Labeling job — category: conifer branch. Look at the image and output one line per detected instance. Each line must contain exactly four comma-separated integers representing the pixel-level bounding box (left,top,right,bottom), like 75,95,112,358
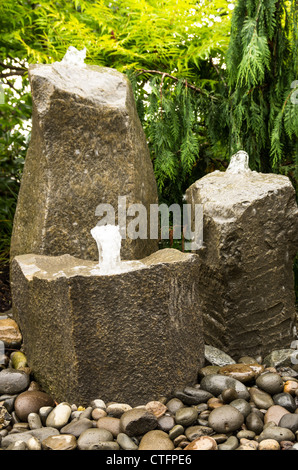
0,70,26,78
210,59,228,90
135,69,206,96
159,72,166,118
282,85,298,113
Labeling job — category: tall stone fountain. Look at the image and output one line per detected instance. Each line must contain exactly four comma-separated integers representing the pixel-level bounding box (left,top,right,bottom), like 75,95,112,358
10,46,158,262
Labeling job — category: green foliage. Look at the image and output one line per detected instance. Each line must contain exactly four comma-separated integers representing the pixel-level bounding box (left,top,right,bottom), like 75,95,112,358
213,0,298,184
130,73,207,204
0,0,233,69
0,0,234,258
208,0,298,299
0,79,31,262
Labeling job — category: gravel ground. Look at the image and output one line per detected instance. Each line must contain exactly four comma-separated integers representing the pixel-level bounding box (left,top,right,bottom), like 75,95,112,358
1,309,298,451
1,268,298,451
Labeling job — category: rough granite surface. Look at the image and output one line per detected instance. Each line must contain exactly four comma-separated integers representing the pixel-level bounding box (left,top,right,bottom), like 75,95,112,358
11,249,204,406
186,168,298,358
10,62,158,262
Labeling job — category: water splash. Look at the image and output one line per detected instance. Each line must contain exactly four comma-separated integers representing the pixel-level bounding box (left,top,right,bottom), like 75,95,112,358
90,224,143,275
61,46,87,67
91,225,122,273
226,150,251,174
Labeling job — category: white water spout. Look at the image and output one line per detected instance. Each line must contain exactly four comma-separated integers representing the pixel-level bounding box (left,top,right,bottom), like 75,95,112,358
226,150,251,174
91,224,122,273
61,46,87,67
90,224,144,275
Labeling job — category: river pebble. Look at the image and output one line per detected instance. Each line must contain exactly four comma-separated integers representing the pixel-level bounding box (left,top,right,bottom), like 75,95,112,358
218,435,239,450
218,364,257,383
77,428,113,450
14,390,55,421
45,402,72,429
168,424,184,440
258,438,280,450
278,413,298,432
208,405,244,433
237,429,256,440
119,408,157,437
175,407,198,427
184,435,217,450
238,438,259,450
97,416,121,437
221,388,239,403
229,398,252,418
27,412,42,430
0,318,22,348
249,387,274,409
200,374,250,400
116,432,138,450
27,436,42,450
245,411,264,434
106,403,132,417
157,414,175,432
0,336,298,451
165,398,184,414
60,417,93,436
42,433,77,450
273,392,297,412
174,388,213,405
185,425,213,440
284,380,298,395
90,440,120,450
138,430,174,450
145,401,167,418
0,369,30,395
264,405,290,425
91,407,107,420
258,425,296,443
256,372,284,395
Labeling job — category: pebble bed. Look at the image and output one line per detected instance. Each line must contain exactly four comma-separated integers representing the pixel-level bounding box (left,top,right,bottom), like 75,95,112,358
1,314,298,451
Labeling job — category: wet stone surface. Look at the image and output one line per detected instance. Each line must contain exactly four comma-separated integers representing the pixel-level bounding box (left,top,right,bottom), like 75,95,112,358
0,336,298,451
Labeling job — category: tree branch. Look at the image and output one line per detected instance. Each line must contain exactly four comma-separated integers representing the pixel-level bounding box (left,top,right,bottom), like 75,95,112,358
0,70,26,79
135,69,206,95
0,61,27,72
159,72,166,117
210,59,228,90
2,78,19,94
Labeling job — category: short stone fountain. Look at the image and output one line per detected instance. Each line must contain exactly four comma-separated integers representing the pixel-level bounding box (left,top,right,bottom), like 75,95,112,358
186,150,298,358
11,224,204,406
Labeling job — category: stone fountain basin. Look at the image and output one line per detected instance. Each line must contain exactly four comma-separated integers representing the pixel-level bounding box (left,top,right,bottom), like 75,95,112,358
11,249,204,406
13,248,195,279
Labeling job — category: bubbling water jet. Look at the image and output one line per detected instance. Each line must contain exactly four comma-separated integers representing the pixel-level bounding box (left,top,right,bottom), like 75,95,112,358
226,150,251,174
90,224,143,275
61,46,87,67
